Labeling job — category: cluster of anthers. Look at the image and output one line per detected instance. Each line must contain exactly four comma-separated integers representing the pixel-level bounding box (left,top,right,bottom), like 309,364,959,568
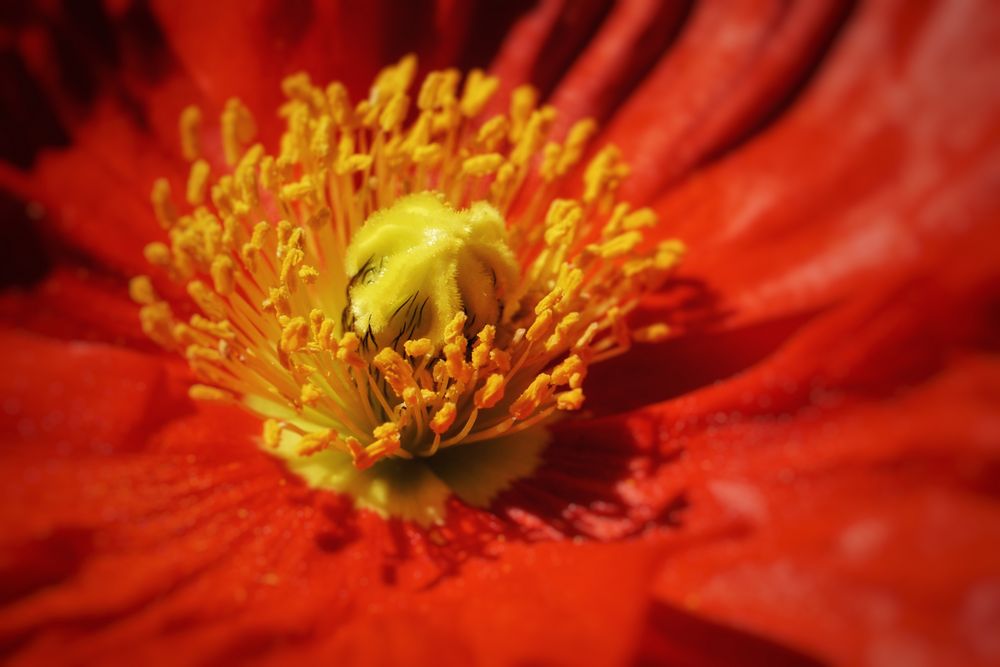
131,55,683,478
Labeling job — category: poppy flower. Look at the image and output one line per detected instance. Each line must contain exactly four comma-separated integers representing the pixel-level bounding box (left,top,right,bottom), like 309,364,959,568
1,0,999,665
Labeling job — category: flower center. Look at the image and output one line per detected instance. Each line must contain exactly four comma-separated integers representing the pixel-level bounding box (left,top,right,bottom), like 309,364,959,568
131,56,684,523
343,193,519,355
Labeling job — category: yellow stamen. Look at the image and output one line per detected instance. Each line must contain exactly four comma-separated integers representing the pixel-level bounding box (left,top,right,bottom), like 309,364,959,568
179,105,202,161
134,55,684,493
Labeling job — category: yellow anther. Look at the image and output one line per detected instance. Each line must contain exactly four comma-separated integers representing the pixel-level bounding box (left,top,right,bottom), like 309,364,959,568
459,69,499,118
490,348,512,374
373,348,417,397
401,386,422,409
250,221,269,248
139,302,175,348
236,144,264,196
471,325,495,369
336,332,366,370
308,308,325,332
511,107,555,167
476,115,508,150
128,276,157,305
335,135,367,174
583,145,629,204
143,241,172,268
171,322,197,346
373,54,417,100
282,178,315,201
314,318,337,351
509,373,552,421
263,419,284,448
411,144,441,165
556,118,597,174
654,239,686,269
379,93,409,132
557,267,585,305
326,82,352,125
535,288,563,317
259,155,277,190
540,142,562,181
602,203,631,238
221,98,256,165
354,421,402,468
210,255,236,296
151,178,177,229
430,402,457,435
509,85,537,141
209,187,232,219
623,208,658,231
544,199,583,247
179,105,202,161
308,116,333,162
300,382,323,406
187,160,211,206
298,265,319,284
280,317,310,354
340,437,366,468
633,323,671,343
444,342,473,385
588,231,642,259
281,72,319,105
432,359,448,385
462,153,504,177
262,286,291,316
545,312,581,352
555,388,584,411
220,216,237,247
526,309,555,343
551,354,586,389
474,373,505,409
402,112,432,151
299,430,338,457
417,69,450,110
188,384,234,402
355,99,379,129
280,247,305,287
444,311,467,344
404,338,433,357
490,162,516,202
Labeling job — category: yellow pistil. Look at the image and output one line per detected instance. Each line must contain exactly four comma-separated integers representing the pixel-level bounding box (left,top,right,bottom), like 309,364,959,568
134,56,684,521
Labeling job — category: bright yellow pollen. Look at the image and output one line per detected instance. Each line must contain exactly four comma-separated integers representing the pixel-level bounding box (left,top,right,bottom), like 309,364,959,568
133,55,684,505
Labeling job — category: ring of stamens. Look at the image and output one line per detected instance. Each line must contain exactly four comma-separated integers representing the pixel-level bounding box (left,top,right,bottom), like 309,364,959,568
132,55,683,494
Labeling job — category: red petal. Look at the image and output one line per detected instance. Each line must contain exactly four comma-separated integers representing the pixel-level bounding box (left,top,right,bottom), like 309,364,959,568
546,0,691,135
606,0,850,200
0,330,667,665
651,0,1000,326
648,356,1000,665
0,328,178,455
0,266,149,347
151,0,486,123
617,233,999,662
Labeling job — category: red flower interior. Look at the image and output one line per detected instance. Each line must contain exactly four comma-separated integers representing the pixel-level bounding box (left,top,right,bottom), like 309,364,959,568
1,1,998,665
